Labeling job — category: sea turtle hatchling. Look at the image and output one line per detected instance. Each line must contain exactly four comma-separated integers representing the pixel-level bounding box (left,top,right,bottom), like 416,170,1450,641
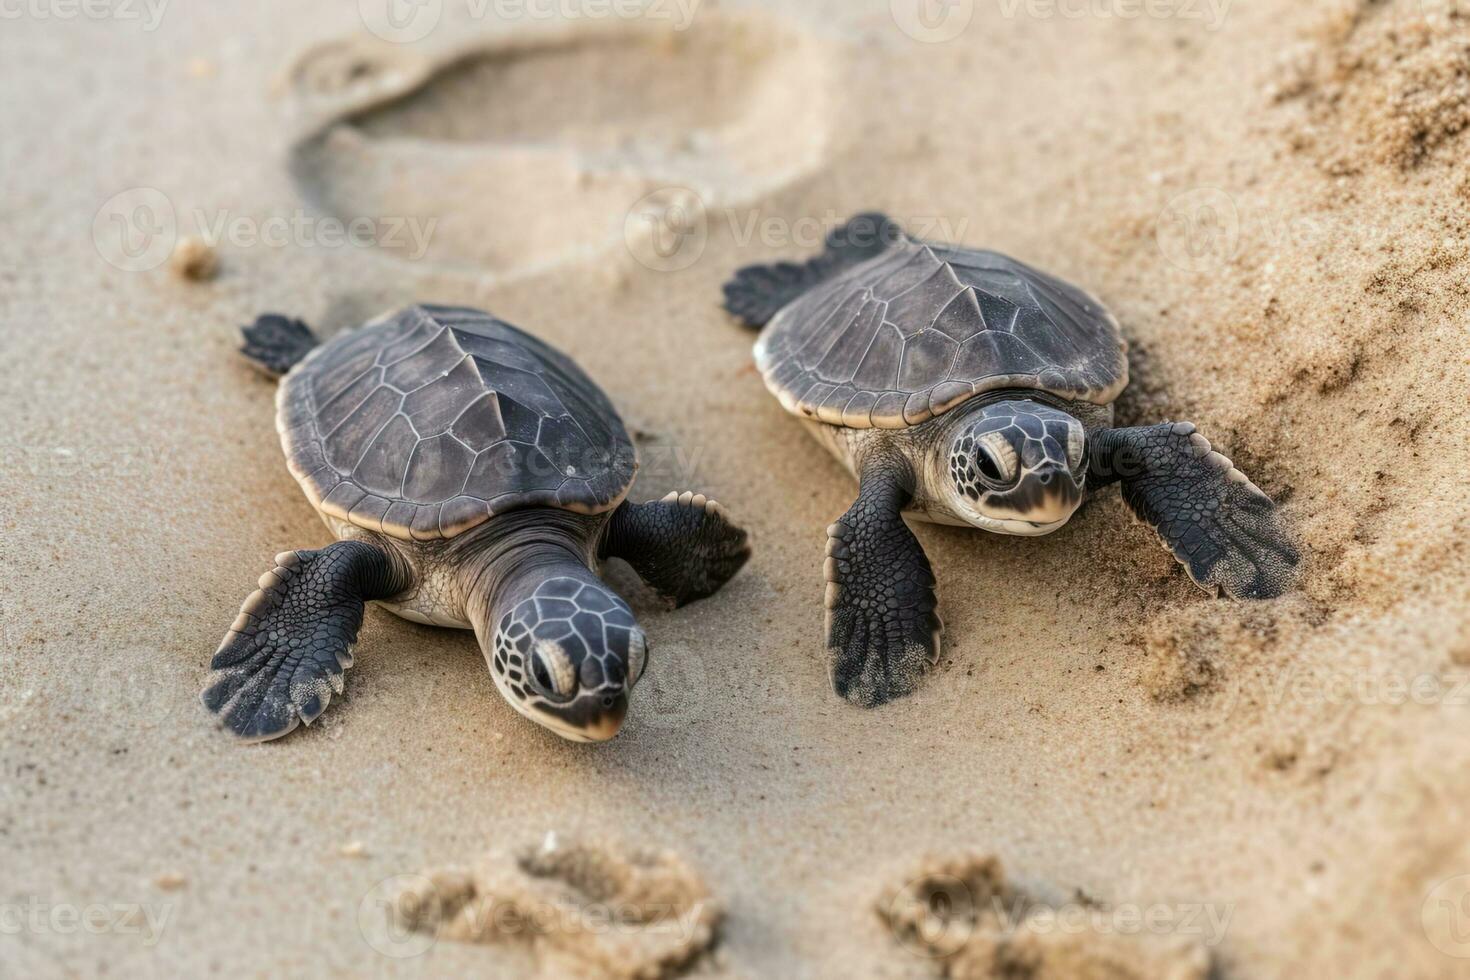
723,213,1298,707
202,304,750,743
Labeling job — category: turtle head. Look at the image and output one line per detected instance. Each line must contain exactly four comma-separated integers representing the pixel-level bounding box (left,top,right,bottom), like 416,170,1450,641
488,576,647,743
944,400,1086,536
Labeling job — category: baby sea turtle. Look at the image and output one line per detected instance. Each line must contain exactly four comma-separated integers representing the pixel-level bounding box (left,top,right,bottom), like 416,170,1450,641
723,213,1297,707
203,305,750,743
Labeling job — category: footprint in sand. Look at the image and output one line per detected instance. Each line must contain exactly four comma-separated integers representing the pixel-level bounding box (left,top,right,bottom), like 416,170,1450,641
384,835,721,979
878,853,1214,980
284,14,835,277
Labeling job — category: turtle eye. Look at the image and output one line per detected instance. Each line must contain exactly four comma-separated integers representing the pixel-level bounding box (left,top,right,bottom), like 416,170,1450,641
1067,424,1086,472
529,644,576,701
974,432,1019,485
627,631,648,686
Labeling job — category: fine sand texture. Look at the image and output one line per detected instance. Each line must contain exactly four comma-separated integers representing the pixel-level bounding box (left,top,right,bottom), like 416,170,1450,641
4,0,1470,976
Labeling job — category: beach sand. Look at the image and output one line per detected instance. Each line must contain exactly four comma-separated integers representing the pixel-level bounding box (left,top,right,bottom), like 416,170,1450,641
4,0,1470,976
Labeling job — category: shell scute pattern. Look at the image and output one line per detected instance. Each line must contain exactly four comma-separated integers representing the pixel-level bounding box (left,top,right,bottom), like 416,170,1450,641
280,306,635,540
756,238,1128,429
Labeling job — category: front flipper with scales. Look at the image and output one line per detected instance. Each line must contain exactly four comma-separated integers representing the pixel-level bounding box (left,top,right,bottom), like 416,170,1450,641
1088,423,1299,600
201,540,409,741
602,492,752,607
825,454,941,707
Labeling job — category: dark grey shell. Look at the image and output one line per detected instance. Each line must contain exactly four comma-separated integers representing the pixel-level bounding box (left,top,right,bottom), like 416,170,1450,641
277,305,636,541
754,238,1128,429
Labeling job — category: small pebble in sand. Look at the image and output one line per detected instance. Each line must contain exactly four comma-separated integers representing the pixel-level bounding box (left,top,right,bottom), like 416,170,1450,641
340,841,368,858
170,236,218,281
153,872,187,891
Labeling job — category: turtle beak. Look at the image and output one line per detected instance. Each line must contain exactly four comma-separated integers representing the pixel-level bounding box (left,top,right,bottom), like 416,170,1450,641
533,691,628,743
983,462,1084,527
579,694,628,742
1025,463,1084,525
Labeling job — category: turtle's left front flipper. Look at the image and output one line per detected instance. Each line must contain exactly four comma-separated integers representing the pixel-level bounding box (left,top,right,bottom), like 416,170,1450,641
602,493,752,607
201,541,409,742
1088,423,1299,599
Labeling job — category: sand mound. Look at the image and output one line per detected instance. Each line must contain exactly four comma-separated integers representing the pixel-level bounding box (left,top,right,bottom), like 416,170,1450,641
1271,0,1470,173
878,854,1211,980
390,835,720,979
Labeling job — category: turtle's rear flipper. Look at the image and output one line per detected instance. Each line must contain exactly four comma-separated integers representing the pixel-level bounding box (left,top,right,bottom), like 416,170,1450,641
825,455,941,708
721,212,903,328
202,541,407,742
240,314,318,377
1088,423,1299,600
602,493,752,607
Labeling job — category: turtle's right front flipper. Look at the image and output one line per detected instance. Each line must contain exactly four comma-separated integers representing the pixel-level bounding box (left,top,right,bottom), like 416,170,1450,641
825,454,941,708
202,541,408,742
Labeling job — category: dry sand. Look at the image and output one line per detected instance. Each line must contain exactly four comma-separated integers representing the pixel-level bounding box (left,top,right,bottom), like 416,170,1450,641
4,0,1470,976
